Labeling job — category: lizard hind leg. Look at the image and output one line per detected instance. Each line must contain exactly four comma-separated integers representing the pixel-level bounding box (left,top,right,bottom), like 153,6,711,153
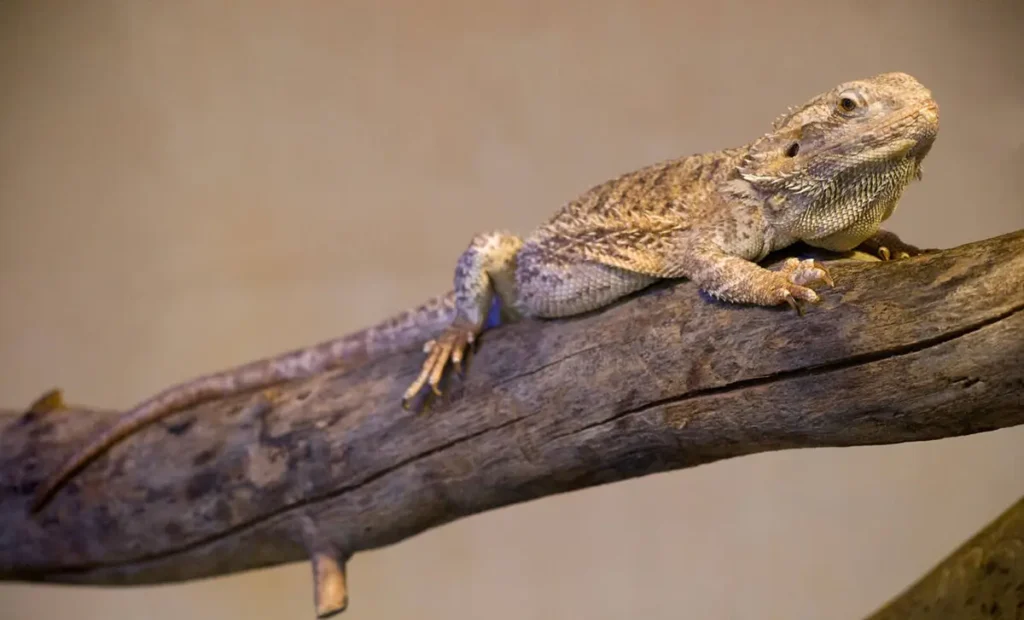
402,231,524,407
402,234,662,406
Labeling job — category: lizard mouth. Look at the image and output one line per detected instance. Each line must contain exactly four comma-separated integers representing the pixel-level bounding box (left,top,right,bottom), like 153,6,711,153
904,101,939,158
918,100,939,124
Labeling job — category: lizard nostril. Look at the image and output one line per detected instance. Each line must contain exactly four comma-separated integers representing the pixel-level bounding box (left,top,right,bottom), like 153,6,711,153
785,143,800,157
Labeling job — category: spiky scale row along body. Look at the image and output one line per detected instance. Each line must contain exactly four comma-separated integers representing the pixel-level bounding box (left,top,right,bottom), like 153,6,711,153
30,72,939,513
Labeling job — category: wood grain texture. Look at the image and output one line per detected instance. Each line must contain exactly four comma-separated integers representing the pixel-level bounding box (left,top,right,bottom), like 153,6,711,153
1,230,1022,592
865,495,1024,620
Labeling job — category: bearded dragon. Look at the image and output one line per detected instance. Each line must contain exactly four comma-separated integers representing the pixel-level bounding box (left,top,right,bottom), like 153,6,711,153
29,71,939,513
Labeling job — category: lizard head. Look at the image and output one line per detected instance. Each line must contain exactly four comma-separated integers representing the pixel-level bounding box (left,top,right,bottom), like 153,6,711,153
737,72,939,251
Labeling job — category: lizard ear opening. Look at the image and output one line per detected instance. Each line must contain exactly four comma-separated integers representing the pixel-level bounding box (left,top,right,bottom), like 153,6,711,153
785,142,800,157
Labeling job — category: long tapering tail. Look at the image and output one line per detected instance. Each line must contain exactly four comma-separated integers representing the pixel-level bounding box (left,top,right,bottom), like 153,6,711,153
30,292,457,513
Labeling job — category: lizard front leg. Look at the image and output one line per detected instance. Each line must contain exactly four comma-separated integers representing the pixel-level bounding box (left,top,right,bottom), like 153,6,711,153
403,231,524,406
682,242,834,313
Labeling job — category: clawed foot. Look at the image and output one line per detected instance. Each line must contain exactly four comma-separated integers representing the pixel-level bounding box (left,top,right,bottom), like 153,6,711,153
772,257,835,315
876,244,919,261
855,231,929,261
402,325,477,408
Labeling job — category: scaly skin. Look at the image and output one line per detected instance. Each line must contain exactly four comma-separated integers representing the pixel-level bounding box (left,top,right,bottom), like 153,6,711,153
30,71,938,514
403,71,939,402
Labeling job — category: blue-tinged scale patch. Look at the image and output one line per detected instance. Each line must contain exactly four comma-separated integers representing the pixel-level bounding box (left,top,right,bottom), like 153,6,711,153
483,296,504,329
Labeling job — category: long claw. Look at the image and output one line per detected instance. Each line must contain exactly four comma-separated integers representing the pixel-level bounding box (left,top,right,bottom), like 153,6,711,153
451,344,465,377
784,293,803,315
814,261,835,288
427,339,455,396
878,246,891,261
404,347,439,405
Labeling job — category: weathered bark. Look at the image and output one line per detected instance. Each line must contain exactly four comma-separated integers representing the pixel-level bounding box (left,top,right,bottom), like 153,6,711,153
865,495,1024,620
1,230,1022,614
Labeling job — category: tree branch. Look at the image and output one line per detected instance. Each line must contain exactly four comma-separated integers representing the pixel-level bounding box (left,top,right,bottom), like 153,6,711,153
864,494,1024,619
1,230,1022,616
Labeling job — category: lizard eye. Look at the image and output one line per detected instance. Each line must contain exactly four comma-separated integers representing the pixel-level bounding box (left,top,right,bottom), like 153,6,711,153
838,96,858,112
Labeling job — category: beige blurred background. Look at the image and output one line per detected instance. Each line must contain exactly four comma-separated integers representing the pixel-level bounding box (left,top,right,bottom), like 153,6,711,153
1,1,1022,619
